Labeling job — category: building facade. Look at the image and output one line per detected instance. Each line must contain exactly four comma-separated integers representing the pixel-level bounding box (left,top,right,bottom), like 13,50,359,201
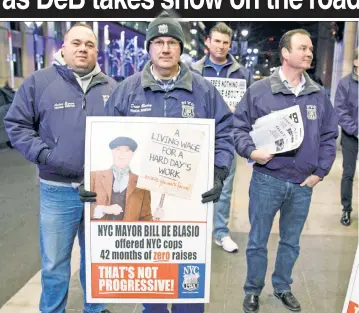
0,21,150,89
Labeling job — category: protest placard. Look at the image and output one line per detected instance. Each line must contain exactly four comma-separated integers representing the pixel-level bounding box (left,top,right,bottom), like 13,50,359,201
205,77,246,111
136,124,204,199
84,116,214,303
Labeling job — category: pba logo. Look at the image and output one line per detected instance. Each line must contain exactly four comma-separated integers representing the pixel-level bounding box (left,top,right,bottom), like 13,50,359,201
182,265,200,292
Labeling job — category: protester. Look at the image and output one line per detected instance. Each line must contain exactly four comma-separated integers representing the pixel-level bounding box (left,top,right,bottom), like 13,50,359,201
334,47,358,226
234,29,338,313
0,82,15,147
4,23,116,313
193,22,253,253
79,12,234,313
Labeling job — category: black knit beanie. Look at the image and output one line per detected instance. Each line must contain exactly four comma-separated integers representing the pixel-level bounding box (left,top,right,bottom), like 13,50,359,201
146,11,184,54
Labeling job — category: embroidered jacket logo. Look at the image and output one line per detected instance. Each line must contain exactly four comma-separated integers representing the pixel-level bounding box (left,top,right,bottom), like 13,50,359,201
181,101,195,118
306,105,317,120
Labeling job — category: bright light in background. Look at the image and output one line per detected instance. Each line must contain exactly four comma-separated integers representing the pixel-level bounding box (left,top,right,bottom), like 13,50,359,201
190,29,197,35
255,70,260,74
241,29,249,37
235,56,239,59
253,48,259,54
247,48,252,54
246,56,249,60
251,56,255,60
25,22,43,28
191,39,196,46
104,25,110,45
265,59,269,62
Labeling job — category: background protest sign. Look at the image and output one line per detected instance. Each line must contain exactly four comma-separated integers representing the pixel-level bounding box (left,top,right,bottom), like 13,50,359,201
136,124,204,199
205,77,246,111
84,116,215,303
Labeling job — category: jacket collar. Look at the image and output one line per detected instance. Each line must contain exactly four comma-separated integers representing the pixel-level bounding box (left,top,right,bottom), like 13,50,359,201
269,67,320,96
141,61,193,92
54,65,109,92
191,55,206,73
352,71,358,82
193,53,241,78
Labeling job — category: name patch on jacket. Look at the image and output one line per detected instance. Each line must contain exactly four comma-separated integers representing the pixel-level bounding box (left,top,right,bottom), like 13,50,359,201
130,103,153,113
54,102,75,110
306,105,317,120
181,101,195,118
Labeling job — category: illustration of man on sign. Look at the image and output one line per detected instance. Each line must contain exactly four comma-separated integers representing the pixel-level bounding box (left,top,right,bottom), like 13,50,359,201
90,136,152,221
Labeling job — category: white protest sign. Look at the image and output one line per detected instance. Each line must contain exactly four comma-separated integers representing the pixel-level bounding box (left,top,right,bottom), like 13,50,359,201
136,124,204,199
205,77,246,111
84,117,215,304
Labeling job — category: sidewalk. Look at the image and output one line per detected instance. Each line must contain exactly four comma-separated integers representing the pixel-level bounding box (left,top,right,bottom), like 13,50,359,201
0,153,357,313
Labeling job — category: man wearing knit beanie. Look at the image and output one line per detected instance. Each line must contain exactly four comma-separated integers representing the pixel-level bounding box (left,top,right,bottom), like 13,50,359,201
146,11,185,54
80,11,234,313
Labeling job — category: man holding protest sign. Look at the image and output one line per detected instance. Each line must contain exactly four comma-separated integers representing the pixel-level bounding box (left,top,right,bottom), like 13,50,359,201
335,47,358,227
79,11,233,313
234,29,338,312
4,24,116,313
193,22,253,253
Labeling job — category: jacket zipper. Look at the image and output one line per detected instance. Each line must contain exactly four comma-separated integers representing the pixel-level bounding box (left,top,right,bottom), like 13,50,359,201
164,92,169,117
82,97,86,109
81,81,105,112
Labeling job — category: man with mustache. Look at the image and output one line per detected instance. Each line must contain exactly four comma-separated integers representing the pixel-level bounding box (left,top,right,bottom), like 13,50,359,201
234,29,338,312
5,24,116,313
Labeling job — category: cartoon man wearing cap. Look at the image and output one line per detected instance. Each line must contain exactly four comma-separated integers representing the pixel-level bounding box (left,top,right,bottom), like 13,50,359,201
90,136,152,221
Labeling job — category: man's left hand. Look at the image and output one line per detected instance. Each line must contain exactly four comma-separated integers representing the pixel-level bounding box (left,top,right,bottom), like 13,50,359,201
300,175,321,188
201,166,228,203
78,180,97,202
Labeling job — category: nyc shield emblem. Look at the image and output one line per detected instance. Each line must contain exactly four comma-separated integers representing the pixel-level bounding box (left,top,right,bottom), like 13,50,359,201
306,105,317,120
182,266,200,292
102,95,110,106
181,101,195,118
158,24,168,34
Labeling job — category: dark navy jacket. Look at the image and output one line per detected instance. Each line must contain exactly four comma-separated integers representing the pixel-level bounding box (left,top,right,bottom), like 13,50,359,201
234,68,338,183
4,65,117,183
192,54,253,86
105,61,234,172
334,73,358,136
